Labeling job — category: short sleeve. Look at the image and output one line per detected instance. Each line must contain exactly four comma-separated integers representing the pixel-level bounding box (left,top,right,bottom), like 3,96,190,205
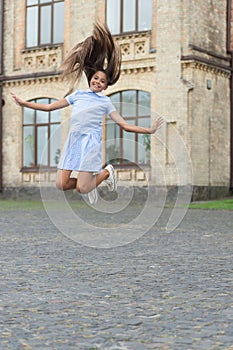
105,98,116,115
65,90,79,105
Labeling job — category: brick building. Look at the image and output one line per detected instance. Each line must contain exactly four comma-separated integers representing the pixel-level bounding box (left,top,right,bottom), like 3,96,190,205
0,0,233,199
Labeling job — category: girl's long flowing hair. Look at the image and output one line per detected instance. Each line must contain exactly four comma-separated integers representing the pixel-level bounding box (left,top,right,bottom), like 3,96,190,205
60,22,122,89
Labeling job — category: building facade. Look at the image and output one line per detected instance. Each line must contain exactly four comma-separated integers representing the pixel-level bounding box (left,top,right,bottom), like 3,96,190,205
0,0,233,199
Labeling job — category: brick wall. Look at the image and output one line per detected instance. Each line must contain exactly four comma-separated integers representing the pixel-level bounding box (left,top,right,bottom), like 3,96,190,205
188,0,228,56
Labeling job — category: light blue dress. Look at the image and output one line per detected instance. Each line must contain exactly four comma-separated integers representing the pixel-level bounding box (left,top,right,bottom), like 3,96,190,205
58,89,116,172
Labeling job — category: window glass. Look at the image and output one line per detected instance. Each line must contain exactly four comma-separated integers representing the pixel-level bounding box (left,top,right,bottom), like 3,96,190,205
36,99,49,123
138,118,150,164
138,0,152,31
50,124,61,166
110,92,120,104
37,126,48,166
122,90,136,117
26,0,64,48
36,110,49,124
107,90,151,166
26,6,38,47
23,107,35,124
51,109,61,123
109,92,120,111
106,120,120,140
106,121,120,163
23,126,35,167
27,0,38,5
107,0,120,34
123,0,136,32
53,2,65,43
40,5,52,45
123,120,135,162
107,0,152,34
138,91,150,116
22,98,61,168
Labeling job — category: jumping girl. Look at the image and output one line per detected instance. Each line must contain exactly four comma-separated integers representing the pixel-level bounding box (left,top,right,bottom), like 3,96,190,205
11,22,163,204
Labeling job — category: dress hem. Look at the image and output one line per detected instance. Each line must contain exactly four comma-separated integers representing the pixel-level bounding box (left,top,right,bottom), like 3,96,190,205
57,167,102,173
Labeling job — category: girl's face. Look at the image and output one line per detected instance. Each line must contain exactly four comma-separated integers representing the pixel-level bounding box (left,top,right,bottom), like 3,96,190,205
90,71,108,93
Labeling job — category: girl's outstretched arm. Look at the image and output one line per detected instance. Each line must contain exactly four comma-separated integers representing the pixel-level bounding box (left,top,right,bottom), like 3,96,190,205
11,92,69,111
109,110,164,134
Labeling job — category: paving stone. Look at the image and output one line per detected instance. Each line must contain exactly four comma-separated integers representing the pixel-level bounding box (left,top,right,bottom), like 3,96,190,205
0,205,233,349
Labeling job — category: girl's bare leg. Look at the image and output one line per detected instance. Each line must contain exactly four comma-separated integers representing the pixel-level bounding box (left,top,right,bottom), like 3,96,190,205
56,169,77,191
76,169,109,194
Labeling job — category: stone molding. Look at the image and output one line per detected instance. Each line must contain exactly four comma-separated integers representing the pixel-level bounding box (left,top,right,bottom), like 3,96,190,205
21,45,63,72
115,32,156,74
115,32,152,58
182,60,231,78
3,32,156,85
21,168,150,186
3,74,61,88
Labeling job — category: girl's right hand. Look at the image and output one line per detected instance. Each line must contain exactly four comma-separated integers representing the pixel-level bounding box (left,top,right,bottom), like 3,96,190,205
10,92,25,106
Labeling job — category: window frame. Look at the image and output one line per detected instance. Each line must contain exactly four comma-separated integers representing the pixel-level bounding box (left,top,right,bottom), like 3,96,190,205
22,97,61,171
26,0,64,49
105,90,151,167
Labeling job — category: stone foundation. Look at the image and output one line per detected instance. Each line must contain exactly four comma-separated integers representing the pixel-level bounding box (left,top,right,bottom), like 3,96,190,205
0,185,231,202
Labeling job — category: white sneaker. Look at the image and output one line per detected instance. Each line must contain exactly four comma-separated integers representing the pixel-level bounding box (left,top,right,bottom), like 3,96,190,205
87,187,98,204
104,164,117,191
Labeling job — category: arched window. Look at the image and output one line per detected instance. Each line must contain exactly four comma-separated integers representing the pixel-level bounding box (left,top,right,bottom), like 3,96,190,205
22,98,61,169
106,0,152,35
26,0,64,48
106,90,151,166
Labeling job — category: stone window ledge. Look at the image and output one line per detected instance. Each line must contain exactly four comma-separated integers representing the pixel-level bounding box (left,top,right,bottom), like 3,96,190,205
21,45,63,71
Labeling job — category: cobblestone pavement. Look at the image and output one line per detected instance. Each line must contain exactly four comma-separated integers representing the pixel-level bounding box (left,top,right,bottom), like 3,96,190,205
0,201,233,350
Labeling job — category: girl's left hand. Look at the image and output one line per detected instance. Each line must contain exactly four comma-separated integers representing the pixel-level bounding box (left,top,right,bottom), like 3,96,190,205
150,116,164,133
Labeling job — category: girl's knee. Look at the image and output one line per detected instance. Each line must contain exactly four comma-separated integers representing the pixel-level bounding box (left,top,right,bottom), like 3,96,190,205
76,183,85,194
76,182,90,194
56,178,69,191
56,181,65,191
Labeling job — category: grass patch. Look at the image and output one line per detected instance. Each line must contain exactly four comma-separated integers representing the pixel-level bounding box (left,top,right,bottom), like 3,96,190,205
189,198,233,210
0,199,44,210
0,199,85,211
1,198,233,211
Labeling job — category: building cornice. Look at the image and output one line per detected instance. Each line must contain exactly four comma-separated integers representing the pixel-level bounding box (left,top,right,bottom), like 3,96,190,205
0,71,61,86
181,55,231,77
